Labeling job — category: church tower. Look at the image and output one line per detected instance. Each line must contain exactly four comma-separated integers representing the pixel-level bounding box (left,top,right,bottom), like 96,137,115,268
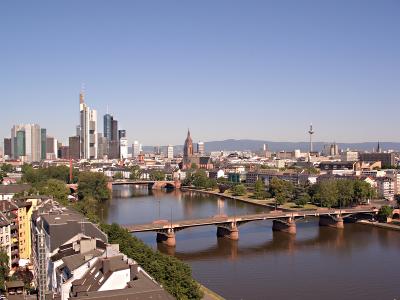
183,129,193,168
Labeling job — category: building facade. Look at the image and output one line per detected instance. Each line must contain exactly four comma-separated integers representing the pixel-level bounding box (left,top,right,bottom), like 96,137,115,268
80,91,98,160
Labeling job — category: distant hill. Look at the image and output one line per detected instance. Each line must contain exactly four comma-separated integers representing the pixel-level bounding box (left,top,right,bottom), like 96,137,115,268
139,139,400,154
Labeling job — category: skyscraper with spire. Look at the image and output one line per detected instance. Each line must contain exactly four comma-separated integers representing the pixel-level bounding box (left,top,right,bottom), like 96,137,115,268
79,90,98,160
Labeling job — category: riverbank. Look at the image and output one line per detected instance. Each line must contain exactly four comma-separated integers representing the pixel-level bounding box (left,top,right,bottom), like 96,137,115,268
181,187,279,209
357,220,400,231
200,284,225,300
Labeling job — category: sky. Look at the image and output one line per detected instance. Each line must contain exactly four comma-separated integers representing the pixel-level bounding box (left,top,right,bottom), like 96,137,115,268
0,1,399,146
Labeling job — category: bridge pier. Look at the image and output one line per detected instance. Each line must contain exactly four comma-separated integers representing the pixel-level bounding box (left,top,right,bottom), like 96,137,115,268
272,218,296,234
217,223,239,241
156,230,176,247
319,215,344,229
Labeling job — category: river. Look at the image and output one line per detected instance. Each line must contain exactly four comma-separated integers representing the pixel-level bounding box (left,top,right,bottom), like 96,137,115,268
102,185,400,300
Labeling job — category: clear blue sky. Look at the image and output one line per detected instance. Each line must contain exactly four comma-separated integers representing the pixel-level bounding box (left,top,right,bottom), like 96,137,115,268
1,1,399,146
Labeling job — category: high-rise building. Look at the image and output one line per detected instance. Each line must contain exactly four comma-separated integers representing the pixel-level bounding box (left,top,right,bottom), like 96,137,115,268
46,137,58,160
58,146,70,159
79,91,98,160
11,124,41,162
103,114,113,140
132,141,140,158
108,140,119,159
97,134,108,159
183,130,194,168
111,120,118,141
69,136,81,160
120,137,128,159
197,141,205,156
118,129,126,139
3,138,11,157
40,128,47,160
167,145,174,159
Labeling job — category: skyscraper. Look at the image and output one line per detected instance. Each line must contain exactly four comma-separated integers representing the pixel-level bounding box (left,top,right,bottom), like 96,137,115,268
132,141,140,158
11,124,41,162
167,145,174,159
197,141,205,156
103,114,113,140
3,138,11,157
111,119,118,141
79,91,98,160
69,136,81,160
41,128,47,160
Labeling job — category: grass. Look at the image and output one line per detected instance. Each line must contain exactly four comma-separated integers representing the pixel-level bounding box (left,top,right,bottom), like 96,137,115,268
280,202,318,210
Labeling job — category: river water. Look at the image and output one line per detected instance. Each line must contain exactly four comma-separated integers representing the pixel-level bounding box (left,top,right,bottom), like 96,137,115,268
104,185,400,300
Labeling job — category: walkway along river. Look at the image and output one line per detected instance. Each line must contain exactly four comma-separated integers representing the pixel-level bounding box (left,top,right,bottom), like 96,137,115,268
101,185,400,300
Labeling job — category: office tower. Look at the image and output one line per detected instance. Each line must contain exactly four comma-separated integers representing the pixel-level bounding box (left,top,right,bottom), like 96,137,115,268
108,140,119,159
154,146,161,155
40,128,47,160
120,137,128,159
111,120,118,141
132,141,140,158
167,145,174,159
197,141,205,156
79,91,98,159
97,134,108,159
69,136,81,160
3,138,11,157
103,114,113,140
11,124,41,162
58,146,69,159
118,130,126,139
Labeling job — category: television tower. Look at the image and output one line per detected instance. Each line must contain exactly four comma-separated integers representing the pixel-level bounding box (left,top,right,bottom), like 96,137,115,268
308,123,314,153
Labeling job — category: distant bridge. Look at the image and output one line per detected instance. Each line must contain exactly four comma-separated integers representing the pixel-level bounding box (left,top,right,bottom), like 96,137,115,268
108,180,181,190
122,207,378,247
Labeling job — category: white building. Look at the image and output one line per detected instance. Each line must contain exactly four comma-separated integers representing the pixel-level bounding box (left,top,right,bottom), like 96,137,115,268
79,91,98,160
341,151,359,162
132,141,140,158
376,177,395,200
119,137,128,159
197,141,205,155
167,145,174,159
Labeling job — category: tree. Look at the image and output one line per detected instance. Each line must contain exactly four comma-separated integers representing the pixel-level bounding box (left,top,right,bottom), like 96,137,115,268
0,170,6,183
114,172,123,180
269,177,293,205
77,172,111,202
354,180,375,204
377,205,393,223
129,165,142,180
0,250,9,291
41,179,70,205
294,186,310,207
231,184,247,196
0,164,14,173
253,179,266,199
312,180,339,208
336,180,354,207
395,194,400,207
149,170,165,181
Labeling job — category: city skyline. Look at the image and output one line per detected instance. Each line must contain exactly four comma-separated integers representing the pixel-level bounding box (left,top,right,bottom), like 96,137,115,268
1,1,399,145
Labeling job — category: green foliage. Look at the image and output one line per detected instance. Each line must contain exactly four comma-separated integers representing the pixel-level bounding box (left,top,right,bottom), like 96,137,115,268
183,170,217,190
77,172,111,202
294,186,310,207
231,184,247,196
312,180,339,208
100,223,203,300
113,172,124,180
378,205,393,222
40,179,70,205
336,180,354,207
190,163,198,170
269,177,294,205
216,177,228,184
0,170,6,183
22,165,78,185
353,180,375,203
0,164,14,173
253,179,267,199
149,170,166,181
129,165,142,180
0,250,9,291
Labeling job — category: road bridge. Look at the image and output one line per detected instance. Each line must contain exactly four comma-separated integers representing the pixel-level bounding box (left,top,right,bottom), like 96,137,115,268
122,207,378,247
108,180,181,190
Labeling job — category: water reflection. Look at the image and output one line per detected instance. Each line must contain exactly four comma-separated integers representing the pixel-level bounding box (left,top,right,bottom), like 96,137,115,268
105,185,400,300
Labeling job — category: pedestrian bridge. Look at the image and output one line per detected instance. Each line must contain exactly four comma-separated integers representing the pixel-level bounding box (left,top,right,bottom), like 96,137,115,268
122,207,378,247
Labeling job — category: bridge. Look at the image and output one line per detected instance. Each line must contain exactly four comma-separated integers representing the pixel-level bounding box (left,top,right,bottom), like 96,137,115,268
108,180,181,190
122,207,378,247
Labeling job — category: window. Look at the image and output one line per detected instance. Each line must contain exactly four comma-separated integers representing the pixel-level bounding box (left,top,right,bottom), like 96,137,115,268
5,227,8,233
0,237,3,243
5,236,8,242
0,227,2,234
